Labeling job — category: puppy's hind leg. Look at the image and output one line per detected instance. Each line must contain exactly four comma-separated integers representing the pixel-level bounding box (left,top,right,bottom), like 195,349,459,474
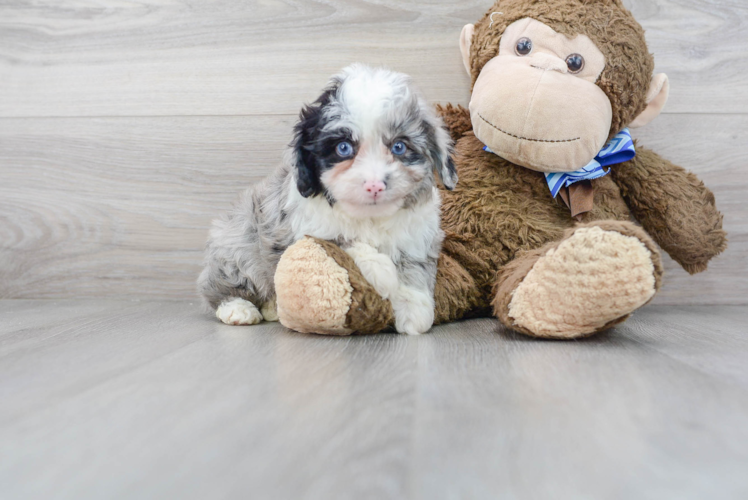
198,264,265,326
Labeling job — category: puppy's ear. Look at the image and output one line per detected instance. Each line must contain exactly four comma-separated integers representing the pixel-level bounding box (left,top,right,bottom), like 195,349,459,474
426,120,458,190
291,81,340,198
441,155,458,191
291,105,322,198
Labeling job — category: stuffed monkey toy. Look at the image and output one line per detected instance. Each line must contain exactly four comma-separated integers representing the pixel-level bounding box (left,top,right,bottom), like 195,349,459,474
273,0,727,338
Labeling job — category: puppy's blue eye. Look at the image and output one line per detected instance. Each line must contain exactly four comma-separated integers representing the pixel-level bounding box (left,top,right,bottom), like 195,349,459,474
391,141,407,156
336,141,354,158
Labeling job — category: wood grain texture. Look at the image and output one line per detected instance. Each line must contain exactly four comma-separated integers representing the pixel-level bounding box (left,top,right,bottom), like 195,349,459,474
0,0,746,303
1,113,743,303
0,0,746,117
0,115,292,298
1,301,747,499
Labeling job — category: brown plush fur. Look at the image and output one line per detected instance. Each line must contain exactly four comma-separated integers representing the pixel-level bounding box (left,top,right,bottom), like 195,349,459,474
611,148,728,274
431,104,725,329
433,253,484,325
470,0,653,140
438,129,632,299
433,115,727,328
314,238,394,334
435,103,475,143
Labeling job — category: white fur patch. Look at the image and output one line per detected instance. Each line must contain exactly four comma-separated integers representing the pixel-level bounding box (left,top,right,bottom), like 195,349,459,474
392,285,435,336
345,242,399,299
286,185,441,263
216,298,264,326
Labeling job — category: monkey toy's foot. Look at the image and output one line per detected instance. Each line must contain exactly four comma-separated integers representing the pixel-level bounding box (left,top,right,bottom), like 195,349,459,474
493,221,664,339
274,237,393,335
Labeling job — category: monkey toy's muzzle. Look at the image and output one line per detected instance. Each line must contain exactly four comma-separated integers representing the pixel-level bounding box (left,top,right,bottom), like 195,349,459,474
469,56,613,173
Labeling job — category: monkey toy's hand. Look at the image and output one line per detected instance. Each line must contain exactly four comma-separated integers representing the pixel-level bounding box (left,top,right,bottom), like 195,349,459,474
612,148,727,274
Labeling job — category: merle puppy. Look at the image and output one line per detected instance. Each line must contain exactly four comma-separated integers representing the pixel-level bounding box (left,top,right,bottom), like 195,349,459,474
198,64,457,335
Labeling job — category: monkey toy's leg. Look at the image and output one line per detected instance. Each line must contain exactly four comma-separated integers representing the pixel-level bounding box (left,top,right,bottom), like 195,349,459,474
432,253,484,325
492,221,664,339
274,237,394,335
274,237,482,335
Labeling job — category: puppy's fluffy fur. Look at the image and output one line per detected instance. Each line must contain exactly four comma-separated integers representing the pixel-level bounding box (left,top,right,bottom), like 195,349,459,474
198,64,456,335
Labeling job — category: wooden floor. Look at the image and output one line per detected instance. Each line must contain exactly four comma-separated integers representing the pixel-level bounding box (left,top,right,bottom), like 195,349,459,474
1,301,747,499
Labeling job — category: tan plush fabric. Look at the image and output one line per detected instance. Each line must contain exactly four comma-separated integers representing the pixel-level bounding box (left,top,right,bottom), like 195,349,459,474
471,56,613,172
469,0,654,141
469,18,613,172
275,237,354,336
500,223,660,338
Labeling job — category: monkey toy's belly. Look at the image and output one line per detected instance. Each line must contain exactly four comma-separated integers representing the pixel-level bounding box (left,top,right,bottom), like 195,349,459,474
439,133,632,296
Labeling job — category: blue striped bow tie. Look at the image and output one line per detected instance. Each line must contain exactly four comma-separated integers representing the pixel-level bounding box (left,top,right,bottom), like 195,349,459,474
483,128,636,198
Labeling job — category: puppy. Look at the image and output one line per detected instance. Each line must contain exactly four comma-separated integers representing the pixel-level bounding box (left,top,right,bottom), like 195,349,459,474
198,64,457,335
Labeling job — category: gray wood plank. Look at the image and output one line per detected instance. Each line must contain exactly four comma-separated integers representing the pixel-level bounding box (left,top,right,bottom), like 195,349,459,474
0,115,292,299
1,113,743,304
0,300,415,500
0,0,745,117
625,305,748,387
411,312,748,500
0,301,747,499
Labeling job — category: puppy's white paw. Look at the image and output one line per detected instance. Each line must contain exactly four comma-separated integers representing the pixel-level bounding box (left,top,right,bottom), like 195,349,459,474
392,286,435,336
345,242,399,300
260,298,279,322
216,298,263,326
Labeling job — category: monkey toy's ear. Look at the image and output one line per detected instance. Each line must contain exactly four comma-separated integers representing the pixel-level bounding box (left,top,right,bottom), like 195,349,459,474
630,74,670,128
460,24,475,76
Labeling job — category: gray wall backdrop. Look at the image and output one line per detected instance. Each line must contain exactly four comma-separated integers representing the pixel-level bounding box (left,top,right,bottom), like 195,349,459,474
0,0,745,304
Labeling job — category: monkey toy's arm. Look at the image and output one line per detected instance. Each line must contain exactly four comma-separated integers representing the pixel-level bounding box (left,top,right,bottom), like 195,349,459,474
435,103,473,142
611,147,727,274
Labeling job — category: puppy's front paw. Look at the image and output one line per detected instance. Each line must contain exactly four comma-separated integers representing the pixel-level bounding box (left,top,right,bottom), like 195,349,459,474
261,298,279,322
216,298,263,326
345,242,399,300
392,286,435,336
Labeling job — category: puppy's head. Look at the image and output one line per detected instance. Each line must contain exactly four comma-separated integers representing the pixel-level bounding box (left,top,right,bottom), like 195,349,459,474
292,64,457,218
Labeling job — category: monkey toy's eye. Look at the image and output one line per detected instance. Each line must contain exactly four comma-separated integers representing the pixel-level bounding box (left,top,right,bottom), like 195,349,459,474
565,54,585,73
515,38,533,56
391,141,407,156
336,141,354,158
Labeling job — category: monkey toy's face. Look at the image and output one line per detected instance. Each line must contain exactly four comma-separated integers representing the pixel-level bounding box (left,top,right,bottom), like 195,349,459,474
461,17,668,173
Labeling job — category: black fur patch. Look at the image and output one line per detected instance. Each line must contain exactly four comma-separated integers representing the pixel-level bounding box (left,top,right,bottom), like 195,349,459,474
291,80,361,200
291,81,340,198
